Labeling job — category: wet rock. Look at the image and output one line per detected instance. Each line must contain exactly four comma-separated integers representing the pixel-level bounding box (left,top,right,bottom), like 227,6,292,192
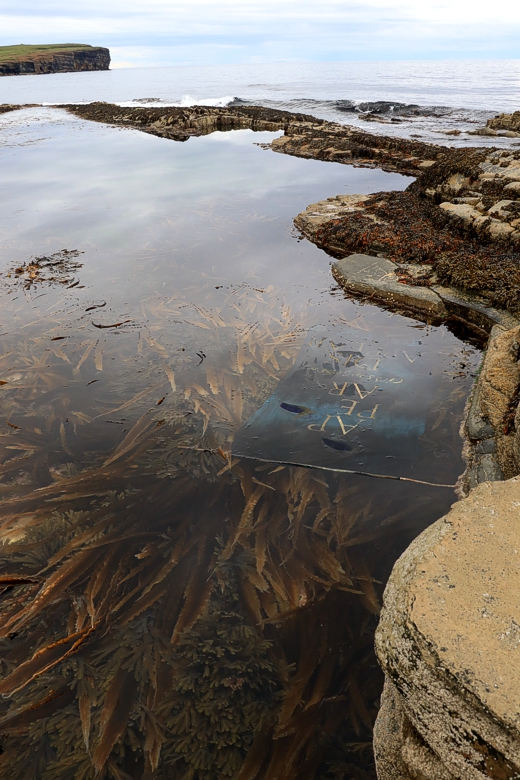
476,453,504,483
374,477,520,780
475,438,497,454
430,286,519,333
465,384,495,442
65,102,321,140
469,127,499,137
331,254,447,318
461,325,520,493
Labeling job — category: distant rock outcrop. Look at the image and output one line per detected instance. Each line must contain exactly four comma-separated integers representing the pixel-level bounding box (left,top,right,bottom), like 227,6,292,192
470,110,520,138
0,44,110,76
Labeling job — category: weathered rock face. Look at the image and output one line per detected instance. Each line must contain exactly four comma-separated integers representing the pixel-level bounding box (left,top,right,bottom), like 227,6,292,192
477,326,520,477
374,478,520,780
478,111,520,138
0,47,110,76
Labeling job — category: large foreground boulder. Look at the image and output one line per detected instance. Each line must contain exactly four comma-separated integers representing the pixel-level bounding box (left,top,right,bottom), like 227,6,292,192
374,478,520,779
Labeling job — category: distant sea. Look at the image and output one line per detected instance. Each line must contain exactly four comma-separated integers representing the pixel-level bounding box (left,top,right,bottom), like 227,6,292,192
1,59,519,146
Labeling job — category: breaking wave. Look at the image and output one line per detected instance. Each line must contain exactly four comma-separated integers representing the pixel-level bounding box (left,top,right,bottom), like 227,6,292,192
118,94,236,108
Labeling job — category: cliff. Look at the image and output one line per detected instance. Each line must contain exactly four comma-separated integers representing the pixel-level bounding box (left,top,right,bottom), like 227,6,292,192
0,44,110,76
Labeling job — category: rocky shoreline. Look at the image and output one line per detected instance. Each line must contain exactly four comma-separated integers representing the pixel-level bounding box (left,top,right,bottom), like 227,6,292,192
294,150,520,317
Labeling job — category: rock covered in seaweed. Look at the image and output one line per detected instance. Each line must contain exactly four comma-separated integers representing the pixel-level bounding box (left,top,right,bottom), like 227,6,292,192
295,147,520,316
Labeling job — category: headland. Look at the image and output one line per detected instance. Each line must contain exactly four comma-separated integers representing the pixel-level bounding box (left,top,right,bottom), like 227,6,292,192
0,44,110,76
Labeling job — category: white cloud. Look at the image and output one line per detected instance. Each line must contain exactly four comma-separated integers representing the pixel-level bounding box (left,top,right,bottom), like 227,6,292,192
1,0,519,62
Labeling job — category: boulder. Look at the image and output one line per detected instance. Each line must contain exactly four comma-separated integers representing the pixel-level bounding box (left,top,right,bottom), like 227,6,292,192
374,478,520,780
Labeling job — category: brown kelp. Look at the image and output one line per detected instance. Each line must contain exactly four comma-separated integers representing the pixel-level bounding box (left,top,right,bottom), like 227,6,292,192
0,422,434,780
0,264,476,778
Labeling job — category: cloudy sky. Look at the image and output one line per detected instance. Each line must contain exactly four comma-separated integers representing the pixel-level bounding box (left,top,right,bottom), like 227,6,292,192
2,0,519,67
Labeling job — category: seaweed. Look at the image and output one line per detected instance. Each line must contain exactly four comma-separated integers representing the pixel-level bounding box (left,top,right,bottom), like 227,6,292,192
4,250,83,290
0,259,476,778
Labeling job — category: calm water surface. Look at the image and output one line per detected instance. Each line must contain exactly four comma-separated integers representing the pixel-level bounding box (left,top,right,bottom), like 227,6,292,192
0,108,480,779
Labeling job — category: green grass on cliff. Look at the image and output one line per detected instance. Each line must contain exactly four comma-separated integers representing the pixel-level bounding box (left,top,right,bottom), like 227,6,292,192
0,44,94,62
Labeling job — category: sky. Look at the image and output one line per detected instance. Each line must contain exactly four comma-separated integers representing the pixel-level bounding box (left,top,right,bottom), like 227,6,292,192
1,0,519,67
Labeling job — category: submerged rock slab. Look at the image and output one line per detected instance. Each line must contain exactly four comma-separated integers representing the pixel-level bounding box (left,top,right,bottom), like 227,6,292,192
327,250,520,336
374,477,520,780
331,254,447,318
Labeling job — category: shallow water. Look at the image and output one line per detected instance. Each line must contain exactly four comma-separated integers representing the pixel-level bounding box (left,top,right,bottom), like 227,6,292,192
0,109,480,779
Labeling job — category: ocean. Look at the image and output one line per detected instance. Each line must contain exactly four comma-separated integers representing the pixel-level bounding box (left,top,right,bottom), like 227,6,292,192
0,58,519,146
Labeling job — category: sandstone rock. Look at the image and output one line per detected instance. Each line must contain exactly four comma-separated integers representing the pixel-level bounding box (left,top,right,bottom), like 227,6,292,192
478,325,520,478
445,172,472,194
504,181,520,195
488,219,515,239
294,194,369,236
439,201,480,223
487,111,520,133
487,200,515,217
331,254,447,317
430,286,520,333
375,478,520,780
469,127,498,137
0,45,110,76
479,326,520,430
503,163,520,182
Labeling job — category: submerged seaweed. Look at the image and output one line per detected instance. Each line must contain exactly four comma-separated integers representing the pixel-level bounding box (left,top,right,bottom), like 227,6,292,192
0,180,478,778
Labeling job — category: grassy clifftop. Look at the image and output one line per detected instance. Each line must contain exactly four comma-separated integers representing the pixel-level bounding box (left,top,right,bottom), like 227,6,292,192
0,44,110,75
0,44,95,62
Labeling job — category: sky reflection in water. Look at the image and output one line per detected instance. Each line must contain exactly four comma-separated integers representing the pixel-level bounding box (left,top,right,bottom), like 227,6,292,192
0,109,480,780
